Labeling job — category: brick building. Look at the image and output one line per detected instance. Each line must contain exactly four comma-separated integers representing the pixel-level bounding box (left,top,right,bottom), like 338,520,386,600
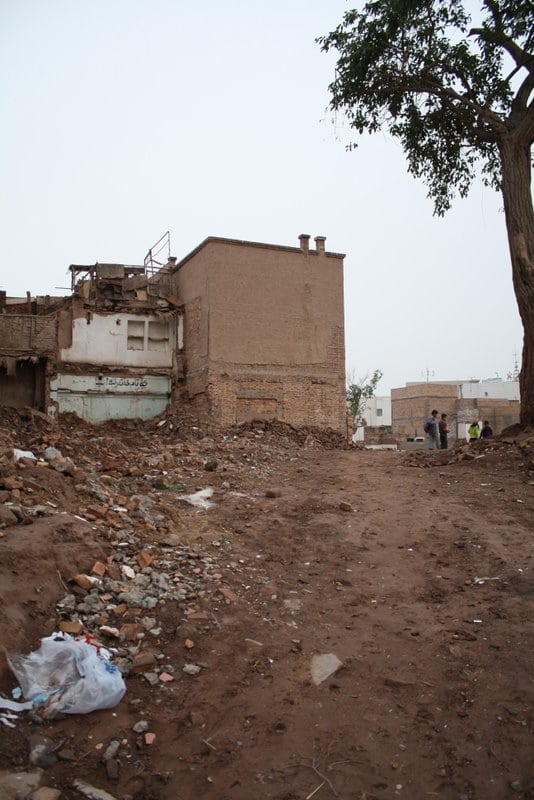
0,233,347,433
166,234,346,432
391,380,520,441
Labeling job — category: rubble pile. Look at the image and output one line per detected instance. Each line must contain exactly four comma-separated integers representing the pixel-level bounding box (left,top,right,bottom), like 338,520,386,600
54,537,229,677
400,430,534,477
0,406,349,673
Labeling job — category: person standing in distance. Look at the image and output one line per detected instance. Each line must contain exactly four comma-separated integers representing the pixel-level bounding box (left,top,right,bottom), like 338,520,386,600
439,413,449,449
468,421,480,442
480,420,493,439
425,409,440,450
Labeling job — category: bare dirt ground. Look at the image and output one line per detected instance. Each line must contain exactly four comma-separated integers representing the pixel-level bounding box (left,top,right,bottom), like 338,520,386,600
0,408,533,800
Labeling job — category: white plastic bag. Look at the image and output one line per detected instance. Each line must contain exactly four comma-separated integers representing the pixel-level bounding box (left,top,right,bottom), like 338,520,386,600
8,634,126,718
13,448,37,461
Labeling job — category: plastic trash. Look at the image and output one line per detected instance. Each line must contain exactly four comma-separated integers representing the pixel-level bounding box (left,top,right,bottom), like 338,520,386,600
180,487,215,509
7,633,126,718
0,697,34,729
13,448,37,461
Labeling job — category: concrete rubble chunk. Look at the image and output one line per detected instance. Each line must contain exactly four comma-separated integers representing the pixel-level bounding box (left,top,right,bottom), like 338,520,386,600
0,506,18,527
101,740,120,763
0,769,43,799
72,780,119,800
43,447,62,462
49,456,76,475
310,653,343,685
183,663,202,675
31,788,62,800
28,734,59,767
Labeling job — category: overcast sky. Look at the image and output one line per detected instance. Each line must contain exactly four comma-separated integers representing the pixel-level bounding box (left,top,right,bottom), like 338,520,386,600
0,0,524,393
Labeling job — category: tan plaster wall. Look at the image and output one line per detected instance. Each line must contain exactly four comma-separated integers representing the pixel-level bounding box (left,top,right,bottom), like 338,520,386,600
207,242,344,368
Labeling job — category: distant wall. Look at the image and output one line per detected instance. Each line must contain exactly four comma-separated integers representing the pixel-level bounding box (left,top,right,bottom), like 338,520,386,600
392,383,459,438
392,382,521,439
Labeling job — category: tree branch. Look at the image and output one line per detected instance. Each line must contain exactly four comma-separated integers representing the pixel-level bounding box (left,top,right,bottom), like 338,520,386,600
514,100,534,145
514,72,534,114
417,77,507,133
473,1,534,75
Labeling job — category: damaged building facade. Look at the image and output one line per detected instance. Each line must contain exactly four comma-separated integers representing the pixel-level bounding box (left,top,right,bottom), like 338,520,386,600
0,234,347,434
0,263,182,424
0,293,60,410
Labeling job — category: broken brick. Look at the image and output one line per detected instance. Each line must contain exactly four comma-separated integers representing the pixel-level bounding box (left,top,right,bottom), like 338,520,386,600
217,587,237,603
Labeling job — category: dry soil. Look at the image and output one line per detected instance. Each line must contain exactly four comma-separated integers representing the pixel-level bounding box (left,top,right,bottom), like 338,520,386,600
0,411,532,800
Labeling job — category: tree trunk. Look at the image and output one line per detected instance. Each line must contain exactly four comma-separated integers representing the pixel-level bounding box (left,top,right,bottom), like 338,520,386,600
498,135,534,427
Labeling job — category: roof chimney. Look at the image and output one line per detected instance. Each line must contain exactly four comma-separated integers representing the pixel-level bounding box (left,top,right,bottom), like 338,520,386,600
314,236,326,253
299,234,310,253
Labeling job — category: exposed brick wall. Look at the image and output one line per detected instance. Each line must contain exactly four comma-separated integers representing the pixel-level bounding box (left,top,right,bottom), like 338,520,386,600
0,314,57,355
208,372,346,431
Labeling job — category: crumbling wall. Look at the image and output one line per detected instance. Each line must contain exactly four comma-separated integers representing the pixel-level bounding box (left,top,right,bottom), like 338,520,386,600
207,371,346,431
0,314,57,355
59,310,176,369
0,314,56,411
0,358,47,409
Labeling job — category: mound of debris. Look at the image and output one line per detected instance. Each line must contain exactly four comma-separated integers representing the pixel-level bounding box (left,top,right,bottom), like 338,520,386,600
400,429,534,479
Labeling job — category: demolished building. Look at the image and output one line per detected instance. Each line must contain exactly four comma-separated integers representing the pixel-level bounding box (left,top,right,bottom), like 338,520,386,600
0,234,347,434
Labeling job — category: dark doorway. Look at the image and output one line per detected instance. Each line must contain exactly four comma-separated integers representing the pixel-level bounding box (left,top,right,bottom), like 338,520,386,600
0,358,47,410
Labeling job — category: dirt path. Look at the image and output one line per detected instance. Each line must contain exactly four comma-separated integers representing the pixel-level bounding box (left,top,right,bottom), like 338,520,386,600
1,430,533,800
167,448,532,800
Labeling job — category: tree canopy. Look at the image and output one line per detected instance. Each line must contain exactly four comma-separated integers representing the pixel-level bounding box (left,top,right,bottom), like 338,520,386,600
318,0,533,214
319,0,534,424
